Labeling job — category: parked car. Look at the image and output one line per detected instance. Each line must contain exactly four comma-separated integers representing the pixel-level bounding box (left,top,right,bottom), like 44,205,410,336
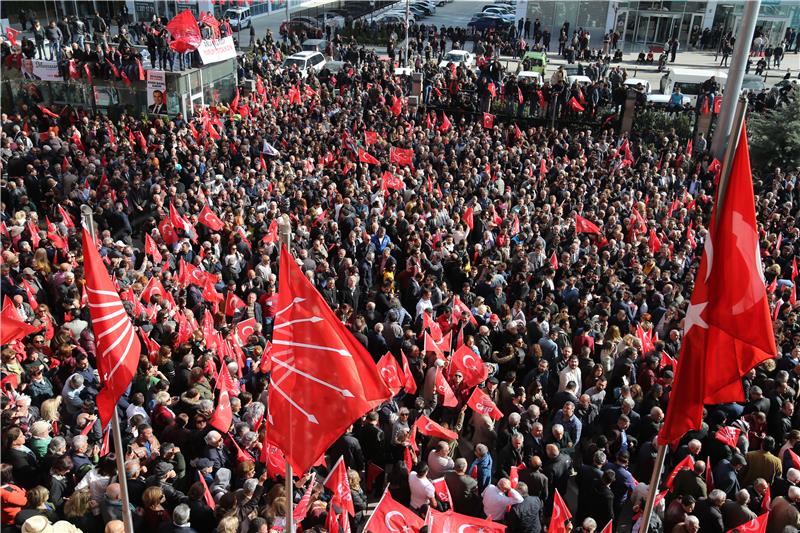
520,51,547,75
280,19,323,38
473,10,515,23
377,12,415,24
412,1,437,15
438,50,476,69
225,7,252,30
623,78,652,94
517,70,543,85
281,51,326,77
468,14,512,31
482,5,515,16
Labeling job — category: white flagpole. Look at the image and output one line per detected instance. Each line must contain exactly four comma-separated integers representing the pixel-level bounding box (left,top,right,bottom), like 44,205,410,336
80,205,134,533
278,214,294,533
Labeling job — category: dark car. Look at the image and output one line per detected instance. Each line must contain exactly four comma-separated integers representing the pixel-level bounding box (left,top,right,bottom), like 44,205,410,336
467,14,510,31
280,18,323,38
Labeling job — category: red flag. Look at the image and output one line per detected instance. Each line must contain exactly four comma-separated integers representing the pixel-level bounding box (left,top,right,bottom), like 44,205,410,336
509,465,520,488
434,367,458,407
6,27,20,47
390,96,403,117
376,352,404,396
575,214,602,234
761,486,771,513
209,365,236,432
600,521,613,533
466,387,503,421
268,249,391,472
358,149,380,165
144,233,162,264
260,438,287,479
400,352,417,395
725,512,769,533
706,455,715,491
550,489,573,533
659,124,776,445
714,97,723,115
0,304,41,345
414,415,457,441
229,88,240,113
438,114,452,132
233,317,257,345
787,449,800,470
701,98,710,115
224,291,245,317
648,228,662,254
665,455,695,491
427,509,505,533
482,112,495,129
714,426,742,448
431,477,452,505
549,251,559,270
381,171,405,193
197,204,224,231
82,63,93,84
364,131,378,145
324,456,355,516
452,295,477,327
82,228,141,428
167,10,202,53
198,471,217,510
37,104,59,119
135,58,145,81
389,146,414,167
292,472,317,523
487,82,497,97
363,489,424,533
140,276,168,305
567,97,585,112
463,207,474,231
686,138,694,157
451,345,487,387
140,329,160,363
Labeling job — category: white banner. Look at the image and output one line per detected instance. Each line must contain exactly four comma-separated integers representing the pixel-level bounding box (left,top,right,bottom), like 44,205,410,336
21,58,62,81
146,70,168,115
197,36,237,65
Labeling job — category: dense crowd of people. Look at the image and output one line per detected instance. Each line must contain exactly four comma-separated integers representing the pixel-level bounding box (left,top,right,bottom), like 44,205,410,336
1,9,800,533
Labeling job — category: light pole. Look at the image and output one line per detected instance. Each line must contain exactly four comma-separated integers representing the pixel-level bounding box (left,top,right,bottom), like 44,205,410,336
405,0,410,67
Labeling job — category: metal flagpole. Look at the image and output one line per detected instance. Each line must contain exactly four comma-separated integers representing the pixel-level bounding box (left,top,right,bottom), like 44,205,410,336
278,214,294,533
710,0,760,160
80,205,134,533
639,97,748,533
405,0,410,67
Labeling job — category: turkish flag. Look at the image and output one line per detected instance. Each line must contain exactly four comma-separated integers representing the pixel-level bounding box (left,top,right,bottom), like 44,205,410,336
268,249,391,472
224,291,245,317
261,219,279,245
325,456,355,516
467,387,503,421
660,124,776,445
209,365,236,432
726,512,768,533
358,148,380,165
550,489,573,533
139,328,161,363
20,280,39,311
145,233,162,264
198,471,217,510
376,352,404,396
169,203,194,236
364,131,378,145
400,352,417,395
715,426,742,448
761,486,771,513
431,477,452,504
434,367,458,407
514,123,523,140
198,204,224,231
389,146,414,167
82,228,141,428
6,27,20,47
714,97,723,115
425,331,451,355
414,415,457,441
452,295,477,327
158,217,178,246
422,312,443,342
363,488,424,533
575,214,602,234
483,112,495,129
665,455,695,490
58,205,75,228
464,207,474,231
567,96,585,112
233,317,257,344
451,345,487,387
140,276,169,305
427,509,505,533
381,171,405,193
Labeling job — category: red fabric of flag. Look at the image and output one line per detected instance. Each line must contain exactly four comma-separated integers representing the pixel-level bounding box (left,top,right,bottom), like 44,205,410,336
414,415,457,441
550,489,573,533
267,249,391,473
376,352,404,396
324,456,355,516
363,489,424,533
434,367,458,407
389,146,414,167
364,131,378,145
659,124,776,445
82,228,141,428
144,233,162,264
451,345,488,387
466,387,503,421
714,426,742,448
575,214,602,234
483,112,495,129
198,204,224,231
167,10,203,53
463,207,474,231
427,508,505,533
358,148,380,165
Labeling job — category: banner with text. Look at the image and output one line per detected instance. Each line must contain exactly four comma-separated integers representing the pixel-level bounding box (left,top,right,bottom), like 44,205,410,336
197,37,237,65
21,59,62,81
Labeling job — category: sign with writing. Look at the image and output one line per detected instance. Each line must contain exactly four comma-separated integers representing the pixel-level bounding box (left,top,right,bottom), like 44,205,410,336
197,36,237,65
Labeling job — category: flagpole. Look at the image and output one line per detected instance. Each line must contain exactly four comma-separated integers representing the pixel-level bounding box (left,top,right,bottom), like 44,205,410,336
640,97,748,533
713,96,748,226
278,214,294,533
80,205,134,533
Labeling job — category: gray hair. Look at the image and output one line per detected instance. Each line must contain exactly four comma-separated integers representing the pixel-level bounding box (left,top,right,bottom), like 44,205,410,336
69,373,84,388
243,478,259,493
475,443,488,456
582,518,597,530
622,398,635,409
204,430,222,445
49,436,67,454
736,489,750,505
508,412,521,425
787,468,800,484
72,435,89,449
709,489,726,504
593,451,607,466
454,458,468,472
172,504,191,526
684,516,700,528
199,399,214,411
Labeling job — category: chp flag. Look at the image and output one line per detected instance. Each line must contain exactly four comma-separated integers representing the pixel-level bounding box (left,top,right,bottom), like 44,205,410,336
267,249,391,473
81,227,142,428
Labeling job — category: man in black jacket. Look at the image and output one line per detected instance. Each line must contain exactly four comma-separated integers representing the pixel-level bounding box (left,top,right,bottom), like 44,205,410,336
576,450,606,523
694,489,726,533
445,458,481,517
506,481,543,533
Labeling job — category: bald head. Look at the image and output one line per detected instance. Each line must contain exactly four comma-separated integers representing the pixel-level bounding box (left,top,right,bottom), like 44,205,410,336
105,521,125,533
106,483,121,501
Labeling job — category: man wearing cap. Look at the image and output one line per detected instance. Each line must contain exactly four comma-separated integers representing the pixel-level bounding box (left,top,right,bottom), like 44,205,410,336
146,462,186,510
714,454,746,498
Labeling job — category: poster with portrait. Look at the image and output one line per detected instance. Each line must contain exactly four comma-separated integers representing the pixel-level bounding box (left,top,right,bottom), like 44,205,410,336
146,70,167,115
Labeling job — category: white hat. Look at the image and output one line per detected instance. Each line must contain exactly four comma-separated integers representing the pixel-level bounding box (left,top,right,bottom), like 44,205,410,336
21,516,53,533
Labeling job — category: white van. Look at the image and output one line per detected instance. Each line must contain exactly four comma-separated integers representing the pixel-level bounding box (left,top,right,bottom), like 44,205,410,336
659,68,727,104
281,51,326,78
225,7,252,30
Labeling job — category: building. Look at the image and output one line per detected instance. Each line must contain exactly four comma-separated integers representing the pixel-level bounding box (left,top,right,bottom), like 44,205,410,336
523,1,799,51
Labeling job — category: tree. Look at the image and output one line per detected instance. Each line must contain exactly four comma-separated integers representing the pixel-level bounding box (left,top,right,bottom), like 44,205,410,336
747,90,800,174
